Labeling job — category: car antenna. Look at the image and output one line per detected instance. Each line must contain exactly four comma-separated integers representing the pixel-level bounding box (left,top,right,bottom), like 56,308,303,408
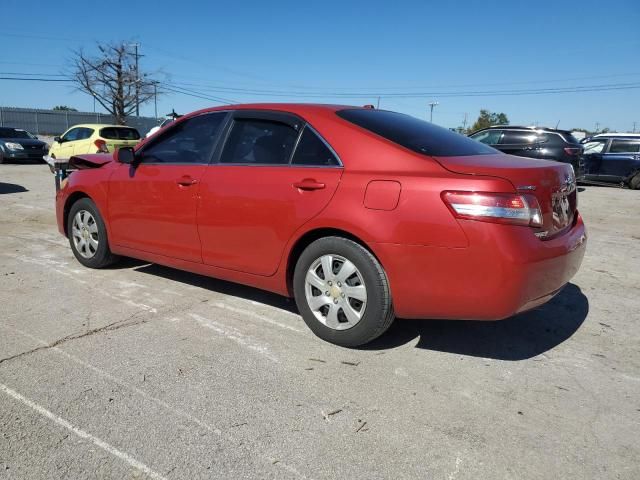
555,120,561,129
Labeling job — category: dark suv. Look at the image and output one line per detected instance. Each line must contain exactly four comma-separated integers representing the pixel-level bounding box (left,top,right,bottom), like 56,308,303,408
469,126,583,169
577,135,640,189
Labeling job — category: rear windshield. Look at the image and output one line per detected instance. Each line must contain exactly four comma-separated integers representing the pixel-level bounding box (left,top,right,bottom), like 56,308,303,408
559,132,580,144
99,127,141,140
0,127,31,139
336,109,498,156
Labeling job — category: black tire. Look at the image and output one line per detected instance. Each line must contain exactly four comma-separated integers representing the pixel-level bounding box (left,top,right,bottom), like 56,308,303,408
630,173,640,190
0,150,4,164
293,236,395,347
67,198,119,268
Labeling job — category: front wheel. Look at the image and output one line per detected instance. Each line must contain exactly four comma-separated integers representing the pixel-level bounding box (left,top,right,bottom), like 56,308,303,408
629,172,640,190
293,237,395,347
67,198,119,268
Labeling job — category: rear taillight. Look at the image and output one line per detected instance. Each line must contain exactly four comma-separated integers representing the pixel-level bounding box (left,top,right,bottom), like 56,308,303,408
94,139,109,153
441,191,543,227
563,147,582,156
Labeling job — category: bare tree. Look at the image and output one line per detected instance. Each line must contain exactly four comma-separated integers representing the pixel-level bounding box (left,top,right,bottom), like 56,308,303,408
71,42,161,124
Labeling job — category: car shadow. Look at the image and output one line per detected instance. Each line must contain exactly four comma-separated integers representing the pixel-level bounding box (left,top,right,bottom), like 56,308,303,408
0,182,28,194
362,283,589,360
132,262,298,313
128,261,588,360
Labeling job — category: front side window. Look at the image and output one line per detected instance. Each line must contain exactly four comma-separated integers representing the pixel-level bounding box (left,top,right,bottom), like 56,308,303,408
61,128,81,142
139,112,227,164
337,109,497,156
77,128,94,140
608,139,640,153
220,119,298,165
470,129,502,145
291,127,340,166
583,139,607,155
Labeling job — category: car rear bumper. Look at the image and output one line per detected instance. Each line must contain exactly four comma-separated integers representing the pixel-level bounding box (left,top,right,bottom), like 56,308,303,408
372,212,587,320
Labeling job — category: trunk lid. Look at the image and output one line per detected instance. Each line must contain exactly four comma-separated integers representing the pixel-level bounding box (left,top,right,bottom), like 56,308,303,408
434,153,577,238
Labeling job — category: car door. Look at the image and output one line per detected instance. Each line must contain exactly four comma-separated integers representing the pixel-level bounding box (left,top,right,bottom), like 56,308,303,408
498,130,541,159
197,112,343,276
53,127,82,159
580,138,609,179
107,111,229,262
71,127,96,155
600,139,640,179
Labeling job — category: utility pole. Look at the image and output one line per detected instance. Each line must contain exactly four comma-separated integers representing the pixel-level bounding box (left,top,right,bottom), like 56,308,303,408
633,121,637,133
595,122,600,133
127,43,141,116
376,96,381,109
153,82,158,119
428,101,439,123
462,112,468,131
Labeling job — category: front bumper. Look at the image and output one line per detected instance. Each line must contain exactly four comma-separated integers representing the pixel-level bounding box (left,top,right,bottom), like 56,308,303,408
3,150,48,161
373,213,587,320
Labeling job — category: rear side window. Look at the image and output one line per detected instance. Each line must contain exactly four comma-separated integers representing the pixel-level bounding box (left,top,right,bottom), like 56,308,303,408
608,139,640,153
220,119,298,164
337,109,497,156
470,129,502,145
291,127,340,166
500,130,539,144
539,133,568,146
100,127,141,140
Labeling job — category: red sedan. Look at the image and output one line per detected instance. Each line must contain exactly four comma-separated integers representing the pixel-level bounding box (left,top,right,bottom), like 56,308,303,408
55,104,586,346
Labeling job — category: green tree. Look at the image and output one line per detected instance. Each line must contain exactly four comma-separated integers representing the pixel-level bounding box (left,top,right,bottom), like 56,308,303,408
469,109,509,133
52,105,78,111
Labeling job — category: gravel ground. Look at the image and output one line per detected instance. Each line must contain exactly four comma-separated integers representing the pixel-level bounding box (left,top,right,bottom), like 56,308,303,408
0,163,639,480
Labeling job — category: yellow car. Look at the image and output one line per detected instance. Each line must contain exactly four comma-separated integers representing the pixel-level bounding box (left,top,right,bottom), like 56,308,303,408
49,124,141,159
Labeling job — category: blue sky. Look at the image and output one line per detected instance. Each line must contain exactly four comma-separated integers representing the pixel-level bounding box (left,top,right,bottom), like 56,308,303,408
1,0,639,131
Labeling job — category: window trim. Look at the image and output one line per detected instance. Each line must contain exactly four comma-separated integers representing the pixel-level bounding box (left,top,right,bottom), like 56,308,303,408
135,111,231,166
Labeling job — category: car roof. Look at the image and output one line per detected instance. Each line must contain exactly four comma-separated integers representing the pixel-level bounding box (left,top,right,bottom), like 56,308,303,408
182,103,360,120
483,125,574,135
66,124,139,129
593,133,640,138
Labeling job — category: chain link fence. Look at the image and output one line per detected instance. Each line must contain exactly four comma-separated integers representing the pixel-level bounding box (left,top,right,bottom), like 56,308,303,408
0,107,159,136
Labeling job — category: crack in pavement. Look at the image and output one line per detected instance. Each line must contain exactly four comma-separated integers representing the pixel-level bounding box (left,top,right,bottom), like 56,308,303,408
0,309,150,367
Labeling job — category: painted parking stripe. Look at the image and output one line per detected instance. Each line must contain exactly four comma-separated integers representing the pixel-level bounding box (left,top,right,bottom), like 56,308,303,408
0,383,168,480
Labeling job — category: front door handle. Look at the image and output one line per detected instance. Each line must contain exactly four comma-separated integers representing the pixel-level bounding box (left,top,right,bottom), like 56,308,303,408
293,179,326,191
176,175,198,186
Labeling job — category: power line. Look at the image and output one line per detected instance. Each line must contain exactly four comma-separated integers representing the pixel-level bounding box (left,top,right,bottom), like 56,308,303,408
0,76,72,82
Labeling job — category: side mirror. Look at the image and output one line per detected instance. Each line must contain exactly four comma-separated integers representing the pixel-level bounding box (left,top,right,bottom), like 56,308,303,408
117,147,136,164
53,136,62,143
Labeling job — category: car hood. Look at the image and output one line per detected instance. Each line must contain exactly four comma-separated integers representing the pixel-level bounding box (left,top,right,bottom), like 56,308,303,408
68,153,114,169
1,138,47,148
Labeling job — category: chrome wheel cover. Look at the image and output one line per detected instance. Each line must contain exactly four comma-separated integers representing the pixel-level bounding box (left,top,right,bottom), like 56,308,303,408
71,210,99,259
305,254,367,330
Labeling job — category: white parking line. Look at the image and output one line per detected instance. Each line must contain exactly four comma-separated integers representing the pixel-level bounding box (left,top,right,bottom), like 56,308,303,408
213,302,305,334
0,383,168,480
188,313,279,363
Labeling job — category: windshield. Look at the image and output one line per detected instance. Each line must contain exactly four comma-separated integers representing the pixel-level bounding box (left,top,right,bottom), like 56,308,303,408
0,128,31,139
337,109,498,156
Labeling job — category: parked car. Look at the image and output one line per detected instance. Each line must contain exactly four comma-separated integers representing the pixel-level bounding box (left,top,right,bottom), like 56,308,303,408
146,118,175,138
48,124,141,160
578,135,640,189
0,127,49,163
54,104,586,346
469,126,583,170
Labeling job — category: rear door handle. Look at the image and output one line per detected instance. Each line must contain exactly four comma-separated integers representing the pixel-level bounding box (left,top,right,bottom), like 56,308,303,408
293,179,326,191
176,175,198,186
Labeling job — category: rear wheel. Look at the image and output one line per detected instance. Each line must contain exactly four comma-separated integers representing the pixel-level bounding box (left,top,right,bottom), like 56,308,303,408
629,173,640,190
293,237,395,347
67,198,119,268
